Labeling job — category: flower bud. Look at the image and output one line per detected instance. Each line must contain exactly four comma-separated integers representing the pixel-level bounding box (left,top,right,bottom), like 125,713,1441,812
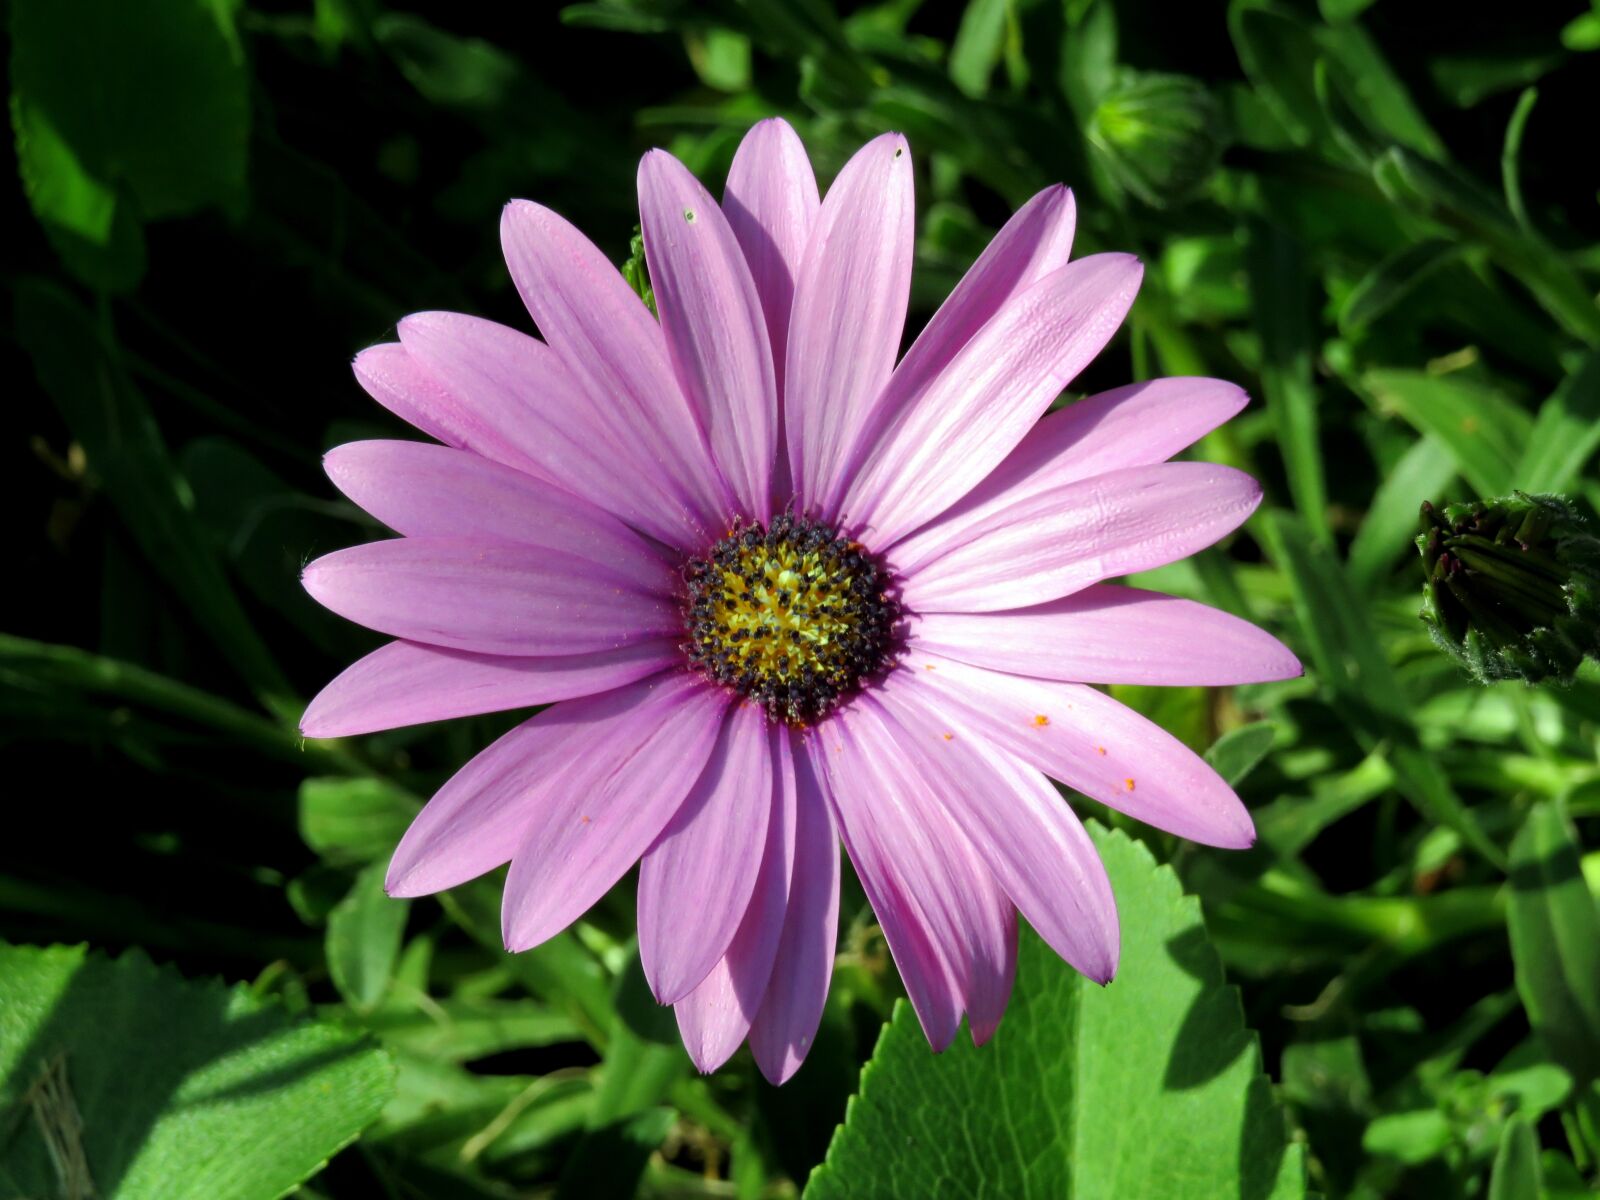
1417,493,1600,684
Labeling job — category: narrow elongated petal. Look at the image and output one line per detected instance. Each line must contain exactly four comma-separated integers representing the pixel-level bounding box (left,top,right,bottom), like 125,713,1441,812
874,673,1119,985
890,377,1249,566
723,117,819,405
352,342,543,477
639,151,778,521
396,311,705,550
638,702,773,1004
786,133,914,516
903,648,1256,848
500,200,734,536
911,585,1302,685
385,672,710,896
749,733,839,1084
324,440,675,578
841,186,1077,478
501,677,728,950
898,462,1262,613
300,640,677,739
841,254,1144,546
815,705,1014,1051
675,727,797,1073
302,537,680,656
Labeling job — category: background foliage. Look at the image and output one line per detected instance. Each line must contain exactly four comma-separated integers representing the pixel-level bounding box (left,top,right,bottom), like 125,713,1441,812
5,0,1600,1196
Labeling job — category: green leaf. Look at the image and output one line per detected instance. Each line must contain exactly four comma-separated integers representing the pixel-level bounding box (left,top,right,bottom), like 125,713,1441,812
1204,722,1278,787
9,0,249,288
1228,1,1324,147
327,862,410,1014
1246,218,1329,541
1347,433,1457,594
949,0,1008,97
1362,1108,1453,1165
299,777,421,868
1487,1118,1541,1200
1361,369,1531,499
0,943,392,1199
1339,239,1462,334
805,826,1305,1199
555,1107,676,1200
1507,802,1600,1086
13,282,292,709
684,27,751,92
1518,350,1600,494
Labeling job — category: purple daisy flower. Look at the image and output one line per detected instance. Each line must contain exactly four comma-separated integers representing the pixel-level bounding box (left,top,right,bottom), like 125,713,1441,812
301,119,1301,1083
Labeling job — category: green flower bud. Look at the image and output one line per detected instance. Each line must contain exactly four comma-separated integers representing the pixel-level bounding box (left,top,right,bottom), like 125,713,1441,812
1416,493,1600,685
1086,71,1227,208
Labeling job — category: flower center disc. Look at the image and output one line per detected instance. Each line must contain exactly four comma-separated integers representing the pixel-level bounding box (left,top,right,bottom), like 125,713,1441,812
682,514,899,725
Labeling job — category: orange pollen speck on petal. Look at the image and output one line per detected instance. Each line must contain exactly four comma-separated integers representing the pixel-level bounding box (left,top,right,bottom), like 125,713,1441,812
1033,714,1050,728
942,732,954,741
1124,778,1136,791
580,815,592,824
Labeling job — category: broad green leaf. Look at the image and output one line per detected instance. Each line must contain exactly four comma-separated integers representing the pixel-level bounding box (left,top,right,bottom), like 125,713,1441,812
299,777,420,868
1245,219,1329,541
1362,1108,1452,1164
1518,350,1600,493
0,943,391,1200
684,27,752,92
1361,369,1531,498
805,826,1306,1199
10,0,248,288
1487,1118,1541,1200
353,999,581,1062
1204,721,1277,787
1507,802,1600,1086
1314,22,1445,159
327,862,410,1014
1347,433,1456,594
14,283,291,710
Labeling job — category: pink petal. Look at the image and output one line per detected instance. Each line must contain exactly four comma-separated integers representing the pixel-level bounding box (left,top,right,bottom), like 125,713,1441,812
324,440,674,576
840,185,1077,483
897,462,1263,613
385,671,709,896
786,133,914,517
911,584,1302,686
301,537,680,656
499,200,735,537
840,253,1144,546
500,677,729,950
813,705,1013,1052
638,702,773,1004
723,117,819,412
395,311,706,551
874,671,1119,984
748,731,840,1084
675,725,798,1073
889,376,1250,565
639,150,778,522
300,639,677,739
903,648,1256,848
352,343,544,477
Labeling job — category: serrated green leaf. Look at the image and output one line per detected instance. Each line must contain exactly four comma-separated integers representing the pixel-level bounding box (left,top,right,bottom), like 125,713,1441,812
1507,802,1600,1086
805,826,1305,1199
0,943,392,1200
